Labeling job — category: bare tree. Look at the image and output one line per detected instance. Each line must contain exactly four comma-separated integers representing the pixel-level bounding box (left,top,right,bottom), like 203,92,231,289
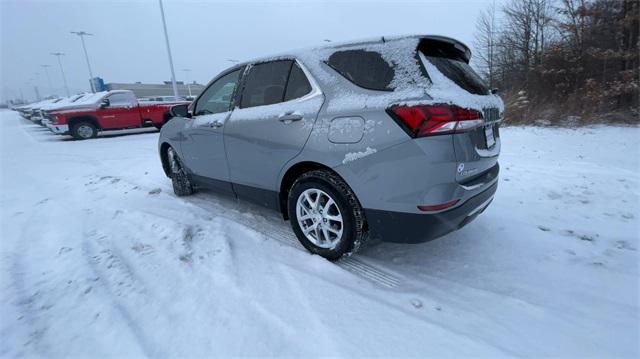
474,1,498,87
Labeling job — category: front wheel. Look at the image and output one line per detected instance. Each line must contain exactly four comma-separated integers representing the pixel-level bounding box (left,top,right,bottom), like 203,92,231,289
71,122,97,140
288,170,367,260
167,147,193,196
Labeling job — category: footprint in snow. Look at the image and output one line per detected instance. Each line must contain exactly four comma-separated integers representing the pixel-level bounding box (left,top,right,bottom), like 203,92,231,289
410,299,423,309
148,188,161,195
547,191,562,200
537,225,551,232
58,247,73,256
615,240,636,251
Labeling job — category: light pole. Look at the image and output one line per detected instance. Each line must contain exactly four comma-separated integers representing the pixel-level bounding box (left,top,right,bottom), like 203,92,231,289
182,68,192,97
51,52,70,97
71,31,96,92
27,78,41,101
40,65,53,95
158,0,179,98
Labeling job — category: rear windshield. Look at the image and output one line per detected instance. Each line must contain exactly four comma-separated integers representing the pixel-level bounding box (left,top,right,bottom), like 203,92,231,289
419,40,489,95
326,49,394,91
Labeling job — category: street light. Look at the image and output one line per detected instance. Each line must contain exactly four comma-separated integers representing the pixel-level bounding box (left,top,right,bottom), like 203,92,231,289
158,0,179,98
182,68,192,97
70,31,96,93
50,52,70,97
40,65,53,95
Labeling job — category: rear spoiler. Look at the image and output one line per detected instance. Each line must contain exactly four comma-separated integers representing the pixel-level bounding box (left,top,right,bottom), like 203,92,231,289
419,35,472,63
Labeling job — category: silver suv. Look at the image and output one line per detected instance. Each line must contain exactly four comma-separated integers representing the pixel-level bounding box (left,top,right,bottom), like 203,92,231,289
159,35,503,260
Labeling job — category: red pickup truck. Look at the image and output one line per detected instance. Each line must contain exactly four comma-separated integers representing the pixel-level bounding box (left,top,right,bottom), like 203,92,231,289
45,90,189,139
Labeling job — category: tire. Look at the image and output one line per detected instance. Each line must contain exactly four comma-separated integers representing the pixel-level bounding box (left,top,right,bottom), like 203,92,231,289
167,147,193,196
71,122,97,140
287,170,367,260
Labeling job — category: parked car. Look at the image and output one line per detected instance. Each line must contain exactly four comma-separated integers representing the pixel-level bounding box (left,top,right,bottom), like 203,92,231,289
139,96,188,103
16,98,61,121
38,93,91,127
158,35,503,260
45,90,189,139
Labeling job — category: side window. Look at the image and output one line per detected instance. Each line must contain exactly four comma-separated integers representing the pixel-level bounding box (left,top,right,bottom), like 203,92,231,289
284,62,312,101
107,93,135,107
195,69,241,115
327,50,394,91
240,60,292,109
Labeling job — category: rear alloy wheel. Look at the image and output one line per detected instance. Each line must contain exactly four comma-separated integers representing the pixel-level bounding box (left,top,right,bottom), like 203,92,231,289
71,122,97,140
296,189,344,249
167,147,193,196
288,170,367,260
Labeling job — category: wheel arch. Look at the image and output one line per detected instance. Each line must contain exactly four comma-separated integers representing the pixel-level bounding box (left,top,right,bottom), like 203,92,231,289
278,161,353,220
67,115,101,130
159,142,172,177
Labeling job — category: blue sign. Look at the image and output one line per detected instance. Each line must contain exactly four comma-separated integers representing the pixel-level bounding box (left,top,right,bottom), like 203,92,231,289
90,77,105,92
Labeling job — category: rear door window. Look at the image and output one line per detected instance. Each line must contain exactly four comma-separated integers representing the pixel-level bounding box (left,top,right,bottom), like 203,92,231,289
327,50,394,91
419,40,489,95
240,60,293,109
284,62,312,101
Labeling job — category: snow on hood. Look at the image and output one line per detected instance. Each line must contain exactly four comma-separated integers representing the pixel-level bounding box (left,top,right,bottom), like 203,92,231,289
40,93,92,111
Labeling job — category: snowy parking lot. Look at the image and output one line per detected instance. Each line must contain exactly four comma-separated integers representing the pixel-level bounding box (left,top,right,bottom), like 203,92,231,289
1,109,638,357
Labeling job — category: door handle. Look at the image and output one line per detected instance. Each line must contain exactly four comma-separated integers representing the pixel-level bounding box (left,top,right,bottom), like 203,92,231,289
278,112,303,123
208,121,223,128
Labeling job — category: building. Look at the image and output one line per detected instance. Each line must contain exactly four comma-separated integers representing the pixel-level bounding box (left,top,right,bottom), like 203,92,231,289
104,81,206,98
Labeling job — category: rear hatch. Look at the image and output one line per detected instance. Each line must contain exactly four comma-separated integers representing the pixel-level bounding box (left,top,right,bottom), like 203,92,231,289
417,38,502,184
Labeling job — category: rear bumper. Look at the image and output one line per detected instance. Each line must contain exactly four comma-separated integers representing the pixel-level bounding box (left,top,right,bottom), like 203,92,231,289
365,181,498,244
47,123,69,135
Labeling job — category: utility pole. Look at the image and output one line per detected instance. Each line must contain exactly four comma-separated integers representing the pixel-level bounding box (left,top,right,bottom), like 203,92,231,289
158,0,179,98
182,68,192,97
51,52,70,97
71,31,96,92
40,65,53,95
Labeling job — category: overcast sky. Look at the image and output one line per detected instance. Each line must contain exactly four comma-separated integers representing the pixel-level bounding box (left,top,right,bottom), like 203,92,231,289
1,0,498,102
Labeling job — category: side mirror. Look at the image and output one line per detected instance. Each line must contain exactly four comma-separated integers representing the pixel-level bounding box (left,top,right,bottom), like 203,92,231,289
100,98,110,108
170,104,190,118
491,88,499,95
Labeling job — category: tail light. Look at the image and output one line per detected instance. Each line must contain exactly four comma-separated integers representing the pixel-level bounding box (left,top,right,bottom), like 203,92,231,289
387,104,483,137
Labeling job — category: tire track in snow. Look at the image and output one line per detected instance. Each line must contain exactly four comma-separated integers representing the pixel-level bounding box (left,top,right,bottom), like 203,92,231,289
81,168,404,289
185,194,403,289
80,235,157,357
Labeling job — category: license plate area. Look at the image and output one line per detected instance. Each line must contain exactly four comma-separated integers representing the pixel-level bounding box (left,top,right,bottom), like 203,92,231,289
484,125,495,148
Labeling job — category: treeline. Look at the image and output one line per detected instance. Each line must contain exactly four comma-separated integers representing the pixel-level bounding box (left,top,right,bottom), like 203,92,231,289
474,0,639,125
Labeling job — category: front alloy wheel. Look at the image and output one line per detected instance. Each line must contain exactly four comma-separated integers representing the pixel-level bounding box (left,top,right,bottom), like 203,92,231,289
71,122,97,140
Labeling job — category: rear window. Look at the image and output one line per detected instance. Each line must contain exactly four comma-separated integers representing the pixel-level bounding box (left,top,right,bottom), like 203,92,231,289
419,40,489,95
327,50,394,91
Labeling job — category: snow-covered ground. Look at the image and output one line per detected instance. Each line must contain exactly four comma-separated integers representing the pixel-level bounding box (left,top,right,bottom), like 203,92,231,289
1,109,638,357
